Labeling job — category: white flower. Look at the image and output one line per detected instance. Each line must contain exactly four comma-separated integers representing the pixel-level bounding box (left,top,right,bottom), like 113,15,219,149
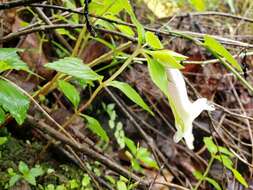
167,68,215,149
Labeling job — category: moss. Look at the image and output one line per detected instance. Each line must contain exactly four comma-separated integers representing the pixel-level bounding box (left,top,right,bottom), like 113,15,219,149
0,136,88,189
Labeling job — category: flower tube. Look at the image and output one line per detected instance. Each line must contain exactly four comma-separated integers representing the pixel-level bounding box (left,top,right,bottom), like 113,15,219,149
167,68,215,149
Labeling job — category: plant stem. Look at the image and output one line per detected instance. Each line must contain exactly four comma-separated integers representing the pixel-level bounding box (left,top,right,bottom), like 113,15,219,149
193,156,214,190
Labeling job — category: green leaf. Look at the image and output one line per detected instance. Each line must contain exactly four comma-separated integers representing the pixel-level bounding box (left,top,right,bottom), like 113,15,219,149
18,161,29,174
204,137,234,157
58,80,80,109
189,0,206,11
193,170,203,180
29,167,44,177
107,80,153,115
82,174,91,187
204,35,242,72
9,174,21,187
56,29,76,40
146,50,185,69
205,177,222,190
117,181,127,190
45,57,103,81
24,173,36,185
69,179,79,189
0,79,30,125
0,107,5,125
145,31,164,49
203,137,218,154
46,184,55,190
116,25,135,37
136,147,158,169
89,0,125,16
124,137,137,155
83,115,109,142
231,168,248,188
147,56,168,95
214,154,233,169
0,48,29,72
0,137,8,145
217,146,234,157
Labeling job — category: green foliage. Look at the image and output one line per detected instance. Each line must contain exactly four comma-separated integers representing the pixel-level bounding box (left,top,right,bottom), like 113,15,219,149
125,137,158,171
82,114,109,143
117,180,127,190
189,0,206,11
103,103,126,149
145,31,164,49
145,50,185,69
204,35,242,72
193,171,222,190
45,57,103,81
146,56,168,95
0,136,7,146
203,137,234,157
8,161,44,187
116,176,137,190
203,137,248,188
0,107,5,125
0,79,30,125
58,80,80,110
107,80,153,115
0,48,29,72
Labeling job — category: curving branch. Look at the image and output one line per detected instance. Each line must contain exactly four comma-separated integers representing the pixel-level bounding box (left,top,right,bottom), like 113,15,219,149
0,0,45,10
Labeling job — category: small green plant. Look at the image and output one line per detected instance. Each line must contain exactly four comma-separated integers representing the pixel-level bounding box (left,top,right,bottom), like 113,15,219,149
7,161,44,188
193,137,248,190
124,137,158,172
103,103,126,149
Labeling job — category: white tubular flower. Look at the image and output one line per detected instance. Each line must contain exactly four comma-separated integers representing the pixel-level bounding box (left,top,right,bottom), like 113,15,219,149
166,68,215,149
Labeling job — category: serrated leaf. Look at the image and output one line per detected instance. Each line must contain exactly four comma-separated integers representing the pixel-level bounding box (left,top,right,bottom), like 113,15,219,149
45,57,103,81
145,31,164,49
83,115,109,142
204,35,242,72
0,79,30,125
205,177,222,190
146,50,185,69
0,107,5,125
107,80,153,115
58,80,80,109
19,161,29,175
231,168,248,187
